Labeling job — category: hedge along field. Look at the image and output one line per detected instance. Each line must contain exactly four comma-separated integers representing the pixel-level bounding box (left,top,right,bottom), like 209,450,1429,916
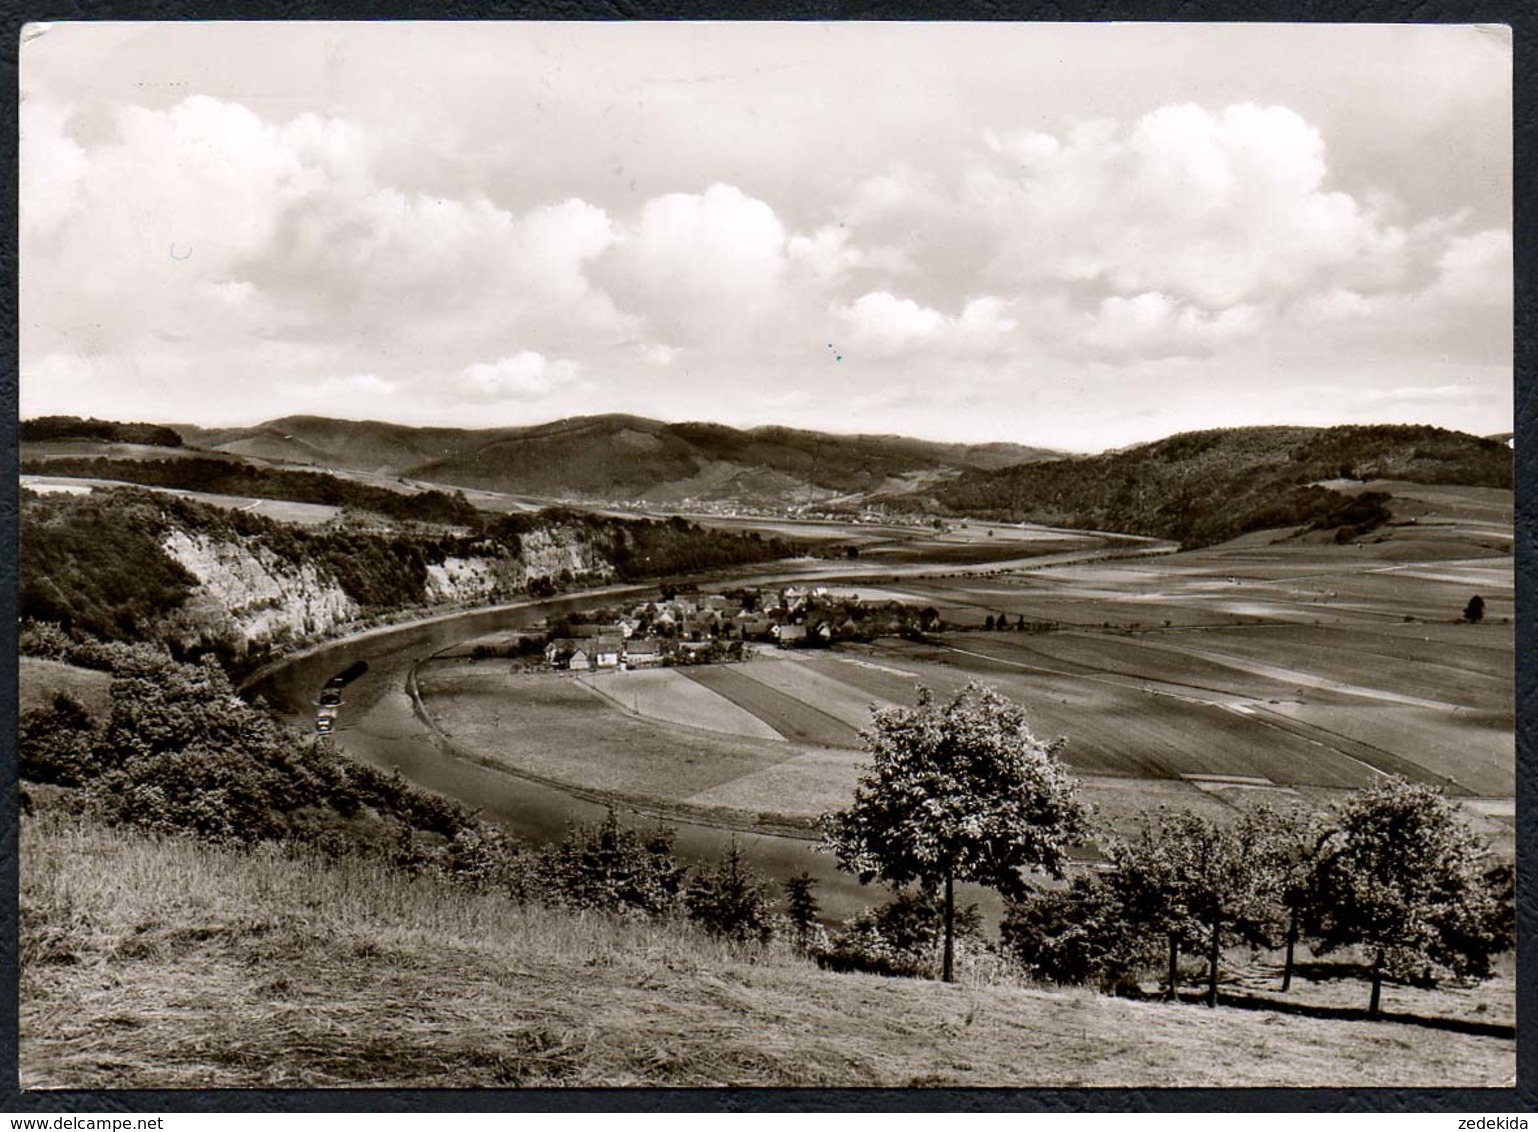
21,476,344,527
19,657,113,718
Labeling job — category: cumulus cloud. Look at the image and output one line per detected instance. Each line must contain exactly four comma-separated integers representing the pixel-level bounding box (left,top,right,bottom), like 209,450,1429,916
1085,292,1260,357
16,26,1511,448
836,291,1018,354
630,185,785,292
982,127,1060,166
966,102,1410,307
1282,225,1510,363
19,103,87,240
642,343,681,367
454,352,582,402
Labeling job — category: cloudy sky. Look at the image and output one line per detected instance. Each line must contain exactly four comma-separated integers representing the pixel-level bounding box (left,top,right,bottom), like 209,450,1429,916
20,22,1512,452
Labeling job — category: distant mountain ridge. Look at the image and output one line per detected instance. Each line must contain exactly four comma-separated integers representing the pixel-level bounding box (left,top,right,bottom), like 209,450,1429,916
903,424,1512,549
175,414,1062,505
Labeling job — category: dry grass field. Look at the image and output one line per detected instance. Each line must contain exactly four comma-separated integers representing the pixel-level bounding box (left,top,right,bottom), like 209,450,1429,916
19,657,114,718
20,814,1514,1089
579,667,783,741
20,475,343,526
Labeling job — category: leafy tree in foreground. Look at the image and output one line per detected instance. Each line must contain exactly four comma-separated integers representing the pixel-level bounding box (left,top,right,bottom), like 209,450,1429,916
819,682,1087,982
1312,777,1511,1017
1463,595,1486,623
1111,806,1314,1006
1103,820,1205,1001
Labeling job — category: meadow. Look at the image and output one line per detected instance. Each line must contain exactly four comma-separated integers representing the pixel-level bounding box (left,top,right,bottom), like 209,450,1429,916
20,813,1514,1089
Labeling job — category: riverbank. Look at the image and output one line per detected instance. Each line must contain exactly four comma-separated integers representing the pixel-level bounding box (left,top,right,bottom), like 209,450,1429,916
234,580,662,694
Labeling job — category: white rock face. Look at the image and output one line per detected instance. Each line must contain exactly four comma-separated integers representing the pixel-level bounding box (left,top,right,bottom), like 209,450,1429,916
160,521,615,651
518,526,613,585
162,529,359,646
425,556,505,602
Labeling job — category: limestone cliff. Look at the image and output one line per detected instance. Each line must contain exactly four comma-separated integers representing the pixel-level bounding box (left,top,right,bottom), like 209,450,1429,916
161,521,613,654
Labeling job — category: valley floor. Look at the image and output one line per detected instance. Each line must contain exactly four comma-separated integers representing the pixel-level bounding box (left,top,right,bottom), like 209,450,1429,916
21,815,1514,1090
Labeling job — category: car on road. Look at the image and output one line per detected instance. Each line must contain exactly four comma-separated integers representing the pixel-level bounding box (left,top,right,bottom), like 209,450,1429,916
315,716,335,734
319,689,343,707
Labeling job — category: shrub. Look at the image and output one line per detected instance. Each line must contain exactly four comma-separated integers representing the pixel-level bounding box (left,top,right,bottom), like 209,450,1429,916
684,839,774,944
1000,875,1150,994
19,692,102,786
815,889,982,979
533,811,687,917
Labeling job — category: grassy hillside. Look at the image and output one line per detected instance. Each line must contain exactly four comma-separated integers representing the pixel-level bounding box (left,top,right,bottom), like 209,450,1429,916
912,425,1511,549
20,813,1514,1089
180,414,1060,504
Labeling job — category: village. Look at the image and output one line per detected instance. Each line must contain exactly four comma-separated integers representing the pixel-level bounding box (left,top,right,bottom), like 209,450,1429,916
531,585,943,672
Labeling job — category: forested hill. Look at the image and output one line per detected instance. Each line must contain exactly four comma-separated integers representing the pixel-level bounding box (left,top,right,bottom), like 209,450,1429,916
20,415,184,448
177,414,1060,504
908,425,1512,549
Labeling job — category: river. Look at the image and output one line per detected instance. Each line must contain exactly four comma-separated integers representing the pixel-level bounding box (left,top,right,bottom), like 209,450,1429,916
247,532,1171,921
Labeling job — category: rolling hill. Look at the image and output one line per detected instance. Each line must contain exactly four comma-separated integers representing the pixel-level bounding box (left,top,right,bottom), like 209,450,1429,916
176,414,1061,505
903,424,1512,549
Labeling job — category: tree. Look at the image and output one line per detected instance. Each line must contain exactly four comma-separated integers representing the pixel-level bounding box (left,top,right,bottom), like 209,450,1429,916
684,837,774,944
984,615,996,631
784,872,822,950
535,810,686,917
819,682,1087,982
1312,777,1511,1017
1104,821,1205,1001
1109,808,1303,1007
1269,809,1336,992
1463,595,1486,623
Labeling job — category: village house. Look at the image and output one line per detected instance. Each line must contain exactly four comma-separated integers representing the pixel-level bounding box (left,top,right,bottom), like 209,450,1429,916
590,635,624,668
624,639,664,667
544,638,580,668
734,612,775,640
775,624,807,648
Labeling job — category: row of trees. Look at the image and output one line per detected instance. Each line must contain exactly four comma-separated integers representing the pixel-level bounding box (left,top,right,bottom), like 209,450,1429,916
819,683,1512,1015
